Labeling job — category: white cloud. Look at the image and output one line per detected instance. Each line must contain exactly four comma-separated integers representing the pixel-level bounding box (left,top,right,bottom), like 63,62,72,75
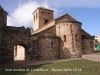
7,0,100,27
7,1,49,27
41,0,49,8
7,16,15,26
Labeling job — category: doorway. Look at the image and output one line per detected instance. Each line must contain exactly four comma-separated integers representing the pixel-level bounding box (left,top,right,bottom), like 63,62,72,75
14,45,25,61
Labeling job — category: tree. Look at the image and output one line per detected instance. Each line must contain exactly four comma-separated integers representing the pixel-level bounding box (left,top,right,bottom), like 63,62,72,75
94,39,99,47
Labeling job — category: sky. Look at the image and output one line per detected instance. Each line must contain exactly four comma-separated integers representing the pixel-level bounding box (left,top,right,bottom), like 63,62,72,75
0,0,100,36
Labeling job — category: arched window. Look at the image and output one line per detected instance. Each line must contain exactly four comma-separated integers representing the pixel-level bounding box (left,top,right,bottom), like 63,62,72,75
64,35,66,42
36,13,37,19
48,13,50,14
51,42,53,46
75,35,78,41
42,11,44,13
34,15,35,21
45,19,48,24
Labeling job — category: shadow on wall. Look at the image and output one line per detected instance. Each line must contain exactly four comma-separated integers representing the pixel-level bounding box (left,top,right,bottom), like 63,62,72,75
64,48,72,58
0,47,14,63
59,38,72,59
36,36,72,60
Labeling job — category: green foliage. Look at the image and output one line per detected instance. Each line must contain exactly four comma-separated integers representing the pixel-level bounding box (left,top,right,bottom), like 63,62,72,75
25,27,31,35
94,39,99,47
0,59,100,75
95,39,98,43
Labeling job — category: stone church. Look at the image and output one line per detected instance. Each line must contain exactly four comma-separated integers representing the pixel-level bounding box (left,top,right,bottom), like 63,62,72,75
0,6,94,63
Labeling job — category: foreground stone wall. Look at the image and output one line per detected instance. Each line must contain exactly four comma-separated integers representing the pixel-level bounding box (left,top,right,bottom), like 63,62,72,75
0,26,31,63
0,6,7,27
0,6,7,58
82,55,100,62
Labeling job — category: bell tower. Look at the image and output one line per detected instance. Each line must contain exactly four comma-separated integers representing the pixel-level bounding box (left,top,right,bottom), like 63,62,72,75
32,7,54,32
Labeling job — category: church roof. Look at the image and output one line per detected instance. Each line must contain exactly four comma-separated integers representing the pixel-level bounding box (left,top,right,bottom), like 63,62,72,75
55,14,82,24
32,6,54,14
82,29,94,39
38,6,54,11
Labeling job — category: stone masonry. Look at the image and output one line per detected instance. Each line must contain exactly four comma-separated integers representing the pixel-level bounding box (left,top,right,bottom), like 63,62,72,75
0,6,94,63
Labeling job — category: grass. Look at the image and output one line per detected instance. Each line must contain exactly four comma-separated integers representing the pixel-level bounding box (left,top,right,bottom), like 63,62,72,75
0,59,100,75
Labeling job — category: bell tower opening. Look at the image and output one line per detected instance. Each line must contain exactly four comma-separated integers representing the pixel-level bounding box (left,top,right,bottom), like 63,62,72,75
32,7,54,32
44,19,48,24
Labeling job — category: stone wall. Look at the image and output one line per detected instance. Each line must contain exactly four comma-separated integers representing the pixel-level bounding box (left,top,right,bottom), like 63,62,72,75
0,6,7,27
37,37,59,60
72,23,82,57
56,22,82,59
31,25,58,60
82,55,100,62
29,40,38,61
0,26,31,63
56,22,73,59
0,6,7,54
4,26,30,47
81,29,94,54
82,39,94,54
0,6,8,63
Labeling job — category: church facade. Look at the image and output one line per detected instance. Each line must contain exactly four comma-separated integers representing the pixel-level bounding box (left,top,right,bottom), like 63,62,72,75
0,6,94,63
